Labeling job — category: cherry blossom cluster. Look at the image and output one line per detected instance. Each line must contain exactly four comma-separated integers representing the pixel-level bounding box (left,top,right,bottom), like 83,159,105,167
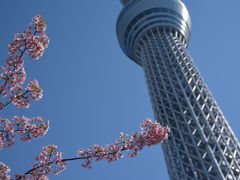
0,15,50,180
33,15,47,34
16,145,66,180
78,118,169,168
0,119,169,179
0,162,10,180
0,116,49,149
25,80,43,100
8,15,48,60
10,79,43,108
0,15,48,110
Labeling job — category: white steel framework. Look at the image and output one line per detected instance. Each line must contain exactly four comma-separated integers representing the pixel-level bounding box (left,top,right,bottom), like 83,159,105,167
117,0,240,179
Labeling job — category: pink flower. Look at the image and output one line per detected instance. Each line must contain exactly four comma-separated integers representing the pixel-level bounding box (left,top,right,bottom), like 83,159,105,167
33,15,47,33
8,33,26,56
78,118,169,168
141,118,169,146
0,15,49,111
25,80,43,100
0,162,10,180
13,116,49,142
31,145,66,178
0,116,49,149
26,34,49,60
0,136,4,149
16,119,167,179
0,15,50,178
0,118,14,148
7,16,49,60
8,68,26,88
11,85,30,108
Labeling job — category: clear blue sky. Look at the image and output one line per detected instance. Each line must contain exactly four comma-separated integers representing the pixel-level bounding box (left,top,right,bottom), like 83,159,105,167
0,1,240,179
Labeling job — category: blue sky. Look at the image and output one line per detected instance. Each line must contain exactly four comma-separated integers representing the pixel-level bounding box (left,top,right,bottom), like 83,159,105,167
0,1,240,179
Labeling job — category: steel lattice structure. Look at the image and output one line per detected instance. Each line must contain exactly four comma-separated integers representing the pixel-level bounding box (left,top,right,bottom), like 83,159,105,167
117,0,240,179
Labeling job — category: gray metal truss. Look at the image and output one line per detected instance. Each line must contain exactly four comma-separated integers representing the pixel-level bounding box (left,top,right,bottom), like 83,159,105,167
135,27,240,180
117,0,240,179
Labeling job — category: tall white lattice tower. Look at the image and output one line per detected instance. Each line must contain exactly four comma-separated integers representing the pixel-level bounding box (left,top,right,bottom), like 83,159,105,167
117,0,240,179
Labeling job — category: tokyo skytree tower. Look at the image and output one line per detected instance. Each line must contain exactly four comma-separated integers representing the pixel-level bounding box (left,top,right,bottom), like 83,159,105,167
116,0,240,179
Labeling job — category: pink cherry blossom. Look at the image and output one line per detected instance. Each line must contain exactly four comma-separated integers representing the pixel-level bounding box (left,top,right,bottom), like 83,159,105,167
78,118,169,167
8,33,26,56
8,15,49,60
33,15,47,34
1,57,25,92
11,85,30,108
26,33,49,60
0,15,48,111
0,116,49,150
27,145,66,179
13,119,168,179
0,118,14,148
0,162,10,180
25,80,43,100
13,116,49,142
0,15,50,180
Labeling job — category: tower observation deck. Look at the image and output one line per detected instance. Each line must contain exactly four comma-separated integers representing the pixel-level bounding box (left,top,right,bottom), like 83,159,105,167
117,0,240,179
